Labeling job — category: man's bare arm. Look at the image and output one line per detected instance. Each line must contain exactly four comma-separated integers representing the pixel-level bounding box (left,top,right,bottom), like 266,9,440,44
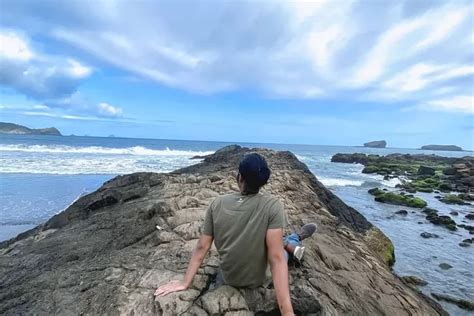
266,228,294,316
155,233,213,296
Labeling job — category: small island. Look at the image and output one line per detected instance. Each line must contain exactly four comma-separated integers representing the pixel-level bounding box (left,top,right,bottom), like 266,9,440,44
420,145,462,151
0,122,62,136
364,140,387,148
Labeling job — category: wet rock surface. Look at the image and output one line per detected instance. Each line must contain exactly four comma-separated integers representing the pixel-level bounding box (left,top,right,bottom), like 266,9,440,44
0,146,447,315
431,293,474,311
420,232,440,239
400,275,428,287
331,153,473,196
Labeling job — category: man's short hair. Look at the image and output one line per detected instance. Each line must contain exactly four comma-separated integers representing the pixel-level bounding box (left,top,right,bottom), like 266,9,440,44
238,153,271,193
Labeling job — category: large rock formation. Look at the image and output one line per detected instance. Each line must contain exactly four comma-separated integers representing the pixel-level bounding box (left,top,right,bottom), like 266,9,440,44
0,122,62,136
363,140,387,148
420,145,463,151
0,146,447,315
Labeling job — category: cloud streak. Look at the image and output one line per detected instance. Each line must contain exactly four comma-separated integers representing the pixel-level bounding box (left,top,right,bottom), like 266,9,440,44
0,0,473,114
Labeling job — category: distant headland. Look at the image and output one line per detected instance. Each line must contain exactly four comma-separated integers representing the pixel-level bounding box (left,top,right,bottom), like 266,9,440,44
420,145,463,151
0,122,62,136
364,140,387,148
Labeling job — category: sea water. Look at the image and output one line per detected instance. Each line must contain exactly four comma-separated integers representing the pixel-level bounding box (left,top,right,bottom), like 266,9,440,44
0,134,472,315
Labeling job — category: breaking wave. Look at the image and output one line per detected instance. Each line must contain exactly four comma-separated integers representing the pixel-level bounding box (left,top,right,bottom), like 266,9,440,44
0,144,214,174
0,144,214,156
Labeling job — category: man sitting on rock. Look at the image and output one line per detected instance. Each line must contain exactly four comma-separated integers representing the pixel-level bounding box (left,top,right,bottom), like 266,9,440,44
155,153,316,316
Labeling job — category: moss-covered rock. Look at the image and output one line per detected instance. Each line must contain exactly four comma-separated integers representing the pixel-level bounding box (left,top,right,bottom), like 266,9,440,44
369,189,427,208
364,227,396,267
368,188,384,196
426,214,457,231
422,207,438,216
440,194,471,205
362,165,380,174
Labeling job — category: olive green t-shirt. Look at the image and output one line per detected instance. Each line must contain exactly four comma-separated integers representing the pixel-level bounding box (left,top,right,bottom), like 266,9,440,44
202,192,287,288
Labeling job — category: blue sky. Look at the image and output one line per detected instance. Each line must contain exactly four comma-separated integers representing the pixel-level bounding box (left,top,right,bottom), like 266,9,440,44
0,0,473,149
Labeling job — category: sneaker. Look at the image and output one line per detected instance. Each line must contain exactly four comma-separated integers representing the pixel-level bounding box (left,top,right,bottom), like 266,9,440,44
298,223,317,241
293,246,305,261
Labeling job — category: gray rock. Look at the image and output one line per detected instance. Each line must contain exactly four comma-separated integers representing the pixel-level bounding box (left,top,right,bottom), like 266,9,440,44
0,146,448,315
395,210,408,216
431,292,474,311
364,140,387,148
439,263,453,270
400,275,428,286
420,232,439,239
418,166,436,176
420,145,463,151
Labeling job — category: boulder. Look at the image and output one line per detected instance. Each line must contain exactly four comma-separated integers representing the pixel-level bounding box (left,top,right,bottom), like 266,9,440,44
0,146,447,315
420,232,439,239
426,214,457,231
438,263,452,270
395,210,408,216
417,166,436,176
439,194,471,205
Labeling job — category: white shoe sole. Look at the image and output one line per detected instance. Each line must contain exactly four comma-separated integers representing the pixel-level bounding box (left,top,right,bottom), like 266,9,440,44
294,246,305,261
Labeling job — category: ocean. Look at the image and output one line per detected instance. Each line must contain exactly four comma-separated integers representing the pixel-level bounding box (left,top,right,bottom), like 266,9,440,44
0,134,472,315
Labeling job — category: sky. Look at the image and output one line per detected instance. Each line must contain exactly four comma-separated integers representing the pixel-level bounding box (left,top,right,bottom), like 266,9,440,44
0,0,473,149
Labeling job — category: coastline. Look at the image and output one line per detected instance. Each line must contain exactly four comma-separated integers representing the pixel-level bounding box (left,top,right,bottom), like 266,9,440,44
1,136,472,314
0,145,449,315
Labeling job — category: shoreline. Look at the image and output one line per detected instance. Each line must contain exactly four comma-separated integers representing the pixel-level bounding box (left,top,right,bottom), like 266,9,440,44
0,145,447,315
1,145,472,314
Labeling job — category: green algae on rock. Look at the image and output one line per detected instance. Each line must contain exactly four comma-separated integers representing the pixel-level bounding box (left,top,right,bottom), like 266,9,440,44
368,188,427,208
439,194,471,205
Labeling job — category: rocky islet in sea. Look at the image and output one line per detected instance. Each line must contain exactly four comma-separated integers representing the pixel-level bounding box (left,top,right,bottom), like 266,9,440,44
0,145,450,315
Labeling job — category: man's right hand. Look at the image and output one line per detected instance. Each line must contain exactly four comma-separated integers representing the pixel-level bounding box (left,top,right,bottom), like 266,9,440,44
154,280,188,297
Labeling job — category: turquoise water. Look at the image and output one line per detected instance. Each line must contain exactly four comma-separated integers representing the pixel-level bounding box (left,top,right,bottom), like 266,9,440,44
0,134,472,315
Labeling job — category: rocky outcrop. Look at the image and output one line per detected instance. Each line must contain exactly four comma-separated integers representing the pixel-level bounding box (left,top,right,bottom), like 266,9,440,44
421,145,463,151
0,146,447,315
431,293,474,311
364,140,387,148
0,122,62,136
400,275,428,287
331,153,474,195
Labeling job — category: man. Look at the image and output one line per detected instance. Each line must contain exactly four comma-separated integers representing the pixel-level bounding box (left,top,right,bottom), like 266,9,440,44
155,153,316,315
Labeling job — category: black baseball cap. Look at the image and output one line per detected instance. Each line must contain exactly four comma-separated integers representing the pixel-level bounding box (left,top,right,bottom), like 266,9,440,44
238,153,271,187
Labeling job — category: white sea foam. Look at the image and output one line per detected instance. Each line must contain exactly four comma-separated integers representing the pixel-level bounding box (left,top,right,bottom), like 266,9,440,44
0,144,214,156
382,177,402,188
318,177,364,187
0,144,215,174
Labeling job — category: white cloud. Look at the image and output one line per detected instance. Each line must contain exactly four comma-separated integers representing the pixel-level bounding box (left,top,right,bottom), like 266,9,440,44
21,110,116,121
0,31,33,61
0,31,93,100
97,102,123,117
0,0,473,114
382,64,474,93
66,59,92,78
426,96,474,114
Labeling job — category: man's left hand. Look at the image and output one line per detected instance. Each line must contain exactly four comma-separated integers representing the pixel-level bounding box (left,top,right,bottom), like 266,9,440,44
154,280,188,297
